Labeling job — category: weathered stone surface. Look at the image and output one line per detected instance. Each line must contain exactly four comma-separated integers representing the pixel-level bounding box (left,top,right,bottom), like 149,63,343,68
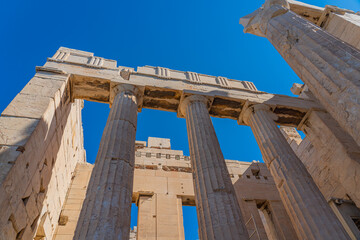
0,72,84,240
21,77,66,98
53,136,299,240
234,162,298,239
279,126,301,145
137,194,185,240
0,117,39,146
180,95,249,240
42,47,323,127
240,0,360,147
147,137,171,149
2,5,360,238
0,146,20,184
2,93,55,120
0,221,17,240
74,85,140,240
243,104,349,240
325,13,360,44
54,163,93,240
282,111,360,208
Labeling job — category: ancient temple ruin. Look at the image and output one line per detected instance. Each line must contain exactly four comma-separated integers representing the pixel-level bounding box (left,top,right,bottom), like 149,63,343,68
0,0,360,239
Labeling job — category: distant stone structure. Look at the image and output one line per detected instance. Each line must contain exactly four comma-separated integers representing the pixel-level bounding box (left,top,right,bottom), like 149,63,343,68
0,0,360,239
43,137,298,240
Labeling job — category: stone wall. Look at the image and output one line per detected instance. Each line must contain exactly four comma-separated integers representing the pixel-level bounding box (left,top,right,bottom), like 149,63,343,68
0,71,86,240
53,163,93,240
233,162,298,240
280,112,360,208
281,124,360,238
281,129,348,201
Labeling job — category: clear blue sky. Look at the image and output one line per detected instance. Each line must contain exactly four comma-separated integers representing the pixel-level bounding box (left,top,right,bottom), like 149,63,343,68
1,0,359,239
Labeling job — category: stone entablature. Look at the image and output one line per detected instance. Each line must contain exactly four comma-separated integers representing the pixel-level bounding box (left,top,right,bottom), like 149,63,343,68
41,47,322,127
137,66,257,91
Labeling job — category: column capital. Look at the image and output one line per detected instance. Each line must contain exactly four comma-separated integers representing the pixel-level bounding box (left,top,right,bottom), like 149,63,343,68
109,84,143,107
239,0,289,37
179,95,211,117
242,104,278,125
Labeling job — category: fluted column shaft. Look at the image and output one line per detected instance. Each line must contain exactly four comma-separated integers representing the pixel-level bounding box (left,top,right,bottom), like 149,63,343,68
181,95,248,240
74,85,140,240
240,0,360,146
245,105,349,240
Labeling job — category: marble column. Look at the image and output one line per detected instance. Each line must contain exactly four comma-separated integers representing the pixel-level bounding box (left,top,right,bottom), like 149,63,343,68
243,104,350,240
74,84,141,240
179,95,249,240
240,0,360,147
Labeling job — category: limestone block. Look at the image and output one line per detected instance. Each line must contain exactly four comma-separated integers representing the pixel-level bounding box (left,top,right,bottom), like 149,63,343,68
36,192,46,211
137,195,156,239
21,77,66,98
54,99,72,136
56,221,78,235
323,12,360,49
20,225,34,240
66,189,87,200
137,194,185,240
0,220,17,240
0,117,39,146
292,111,360,206
41,213,53,239
133,175,167,194
52,236,73,240
167,177,194,196
34,72,69,82
290,83,304,95
235,181,280,201
60,209,82,221
25,193,40,224
10,200,28,233
40,164,51,191
3,161,31,211
0,146,20,184
61,203,83,211
2,93,55,120
0,194,12,227
147,137,171,149
63,198,84,206
280,126,302,145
